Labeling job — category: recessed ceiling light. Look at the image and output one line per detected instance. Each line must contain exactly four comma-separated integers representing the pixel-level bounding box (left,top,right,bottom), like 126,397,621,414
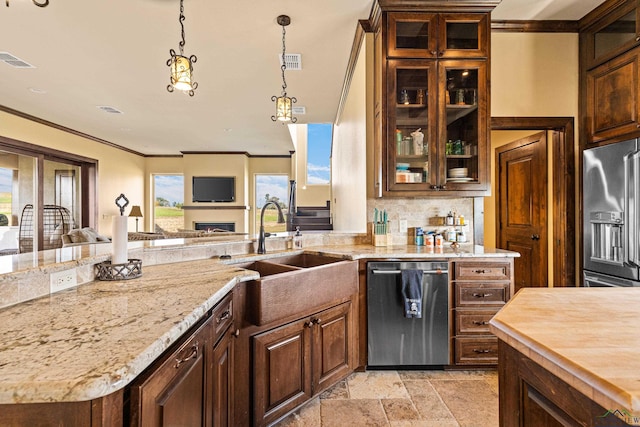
28,87,47,94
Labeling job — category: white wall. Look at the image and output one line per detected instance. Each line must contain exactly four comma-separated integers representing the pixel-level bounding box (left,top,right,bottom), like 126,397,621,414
331,34,369,232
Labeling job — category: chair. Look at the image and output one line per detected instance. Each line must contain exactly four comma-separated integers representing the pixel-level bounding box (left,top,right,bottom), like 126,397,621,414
18,204,74,253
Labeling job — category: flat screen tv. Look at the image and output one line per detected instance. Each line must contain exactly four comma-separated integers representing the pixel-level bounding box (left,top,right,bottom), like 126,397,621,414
192,176,236,202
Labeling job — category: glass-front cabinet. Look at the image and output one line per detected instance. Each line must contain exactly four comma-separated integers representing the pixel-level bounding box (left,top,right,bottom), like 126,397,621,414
380,10,490,197
386,12,487,59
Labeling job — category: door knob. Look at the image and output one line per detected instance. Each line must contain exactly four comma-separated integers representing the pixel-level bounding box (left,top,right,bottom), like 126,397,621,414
531,234,540,240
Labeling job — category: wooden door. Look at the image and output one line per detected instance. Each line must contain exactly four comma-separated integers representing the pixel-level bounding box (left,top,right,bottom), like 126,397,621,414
497,132,548,293
252,318,312,426
312,302,352,395
212,327,233,427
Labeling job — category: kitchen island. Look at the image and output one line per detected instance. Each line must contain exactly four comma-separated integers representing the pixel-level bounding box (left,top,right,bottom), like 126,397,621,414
0,239,517,425
490,288,640,426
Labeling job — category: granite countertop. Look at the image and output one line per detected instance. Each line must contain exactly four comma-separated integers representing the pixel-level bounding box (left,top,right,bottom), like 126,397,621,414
489,288,640,414
0,258,257,404
0,243,518,405
303,243,519,259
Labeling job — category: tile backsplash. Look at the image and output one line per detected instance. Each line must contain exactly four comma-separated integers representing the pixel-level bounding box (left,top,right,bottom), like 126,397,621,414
367,197,474,245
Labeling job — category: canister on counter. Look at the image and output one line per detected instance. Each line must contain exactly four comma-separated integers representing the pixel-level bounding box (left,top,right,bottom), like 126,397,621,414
414,227,424,246
434,234,444,248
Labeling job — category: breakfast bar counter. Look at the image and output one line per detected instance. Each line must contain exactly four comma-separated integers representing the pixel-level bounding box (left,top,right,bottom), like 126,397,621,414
489,288,640,425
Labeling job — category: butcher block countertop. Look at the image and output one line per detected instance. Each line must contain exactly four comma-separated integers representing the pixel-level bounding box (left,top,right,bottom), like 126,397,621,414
490,288,640,415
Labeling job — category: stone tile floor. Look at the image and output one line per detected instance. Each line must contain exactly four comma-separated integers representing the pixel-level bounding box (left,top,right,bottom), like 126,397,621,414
274,370,499,427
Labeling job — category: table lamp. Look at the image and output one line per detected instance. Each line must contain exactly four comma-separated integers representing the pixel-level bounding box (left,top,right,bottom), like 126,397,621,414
129,205,143,232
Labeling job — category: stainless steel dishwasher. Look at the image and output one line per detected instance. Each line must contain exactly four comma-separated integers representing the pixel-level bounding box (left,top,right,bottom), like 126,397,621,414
367,261,449,367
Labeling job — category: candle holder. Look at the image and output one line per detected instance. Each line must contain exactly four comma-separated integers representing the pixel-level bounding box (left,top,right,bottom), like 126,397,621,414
95,259,142,281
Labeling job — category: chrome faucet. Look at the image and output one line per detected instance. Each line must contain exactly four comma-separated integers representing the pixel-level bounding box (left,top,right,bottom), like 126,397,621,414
257,201,286,254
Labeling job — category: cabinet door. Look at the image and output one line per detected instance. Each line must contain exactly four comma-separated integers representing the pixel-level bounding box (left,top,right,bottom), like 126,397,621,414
586,48,640,144
130,319,210,427
582,0,640,70
437,14,488,58
253,318,312,426
385,59,438,193
212,327,234,427
386,12,438,58
312,302,353,395
438,59,489,192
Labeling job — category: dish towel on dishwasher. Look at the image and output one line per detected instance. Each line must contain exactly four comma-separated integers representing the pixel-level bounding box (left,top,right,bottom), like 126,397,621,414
401,269,423,318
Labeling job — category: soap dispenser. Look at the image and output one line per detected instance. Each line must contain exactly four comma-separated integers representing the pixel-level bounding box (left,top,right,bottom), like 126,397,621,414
293,227,303,249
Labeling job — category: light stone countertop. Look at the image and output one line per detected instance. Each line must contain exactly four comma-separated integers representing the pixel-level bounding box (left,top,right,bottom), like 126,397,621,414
489,288,640,415
0,258,257,404
0,242,518,405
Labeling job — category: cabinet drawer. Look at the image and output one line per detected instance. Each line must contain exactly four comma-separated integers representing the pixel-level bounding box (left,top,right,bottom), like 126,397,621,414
212,292,233,344
454,262,510,281
455,310,496,335
454,337,497,365
455,283,509,306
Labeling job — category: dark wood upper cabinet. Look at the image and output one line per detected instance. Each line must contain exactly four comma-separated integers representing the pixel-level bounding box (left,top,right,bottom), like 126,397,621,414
580,0,640,146
581,0,640,70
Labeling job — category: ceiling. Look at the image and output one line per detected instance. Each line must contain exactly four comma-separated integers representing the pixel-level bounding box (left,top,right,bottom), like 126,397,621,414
0,0,605,156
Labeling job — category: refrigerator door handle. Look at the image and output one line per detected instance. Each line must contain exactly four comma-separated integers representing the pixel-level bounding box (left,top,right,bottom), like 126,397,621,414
626,149,640,267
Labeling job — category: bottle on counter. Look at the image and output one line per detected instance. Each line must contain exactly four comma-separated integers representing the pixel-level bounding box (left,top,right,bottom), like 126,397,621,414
446,229,457,242
457,230,467,243
293,227,303,249
446,211,454,226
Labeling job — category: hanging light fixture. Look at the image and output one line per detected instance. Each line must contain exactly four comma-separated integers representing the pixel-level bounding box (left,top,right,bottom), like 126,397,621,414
166,0,197,96
5,0,49,6
271,15,297,123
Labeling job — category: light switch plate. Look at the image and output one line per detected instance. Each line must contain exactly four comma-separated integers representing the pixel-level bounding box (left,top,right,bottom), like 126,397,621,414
50,269,77,293
399,219,408,233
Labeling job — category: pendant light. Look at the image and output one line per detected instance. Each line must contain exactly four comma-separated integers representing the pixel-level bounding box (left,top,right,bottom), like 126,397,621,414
271,15,297,123
166,0,197,96
5,0,49,6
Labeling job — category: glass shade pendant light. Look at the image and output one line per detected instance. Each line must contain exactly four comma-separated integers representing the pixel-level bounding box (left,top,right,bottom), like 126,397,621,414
271,15,297,123
167,0,197,96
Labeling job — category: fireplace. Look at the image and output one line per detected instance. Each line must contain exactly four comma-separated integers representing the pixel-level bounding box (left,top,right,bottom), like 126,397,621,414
194,222,235,232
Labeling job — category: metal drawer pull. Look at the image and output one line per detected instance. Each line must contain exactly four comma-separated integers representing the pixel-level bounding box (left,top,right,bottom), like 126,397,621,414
472,320,488,325
175,343,199,368
473,349,491,354
472,292,493,298
473,269,487,274
216,310,231,323
371,269,448,275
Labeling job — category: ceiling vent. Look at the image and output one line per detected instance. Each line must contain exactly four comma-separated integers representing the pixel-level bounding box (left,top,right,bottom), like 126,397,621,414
292,106,306,115
279,53,302,70
0,52,35,68
97,105,123,114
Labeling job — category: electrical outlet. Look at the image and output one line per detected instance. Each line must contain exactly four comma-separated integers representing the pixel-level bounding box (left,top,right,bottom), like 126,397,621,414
399,219,408,233
50,269,77,293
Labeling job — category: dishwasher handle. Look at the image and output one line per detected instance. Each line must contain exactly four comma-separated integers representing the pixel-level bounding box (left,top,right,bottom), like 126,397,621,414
371,269,448,275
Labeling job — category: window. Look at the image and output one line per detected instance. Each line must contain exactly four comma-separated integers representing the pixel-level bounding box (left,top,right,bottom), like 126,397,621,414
306,123,332,185
153,175,184,233
255,174,289,234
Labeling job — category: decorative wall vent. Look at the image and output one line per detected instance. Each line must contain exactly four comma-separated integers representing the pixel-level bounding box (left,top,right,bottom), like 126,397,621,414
292,106,306,115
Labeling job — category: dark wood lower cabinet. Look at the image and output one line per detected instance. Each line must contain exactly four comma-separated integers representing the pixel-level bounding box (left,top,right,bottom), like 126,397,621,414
212,326,235,427
498,340,633,427
130,291,234,427
252,301,354,426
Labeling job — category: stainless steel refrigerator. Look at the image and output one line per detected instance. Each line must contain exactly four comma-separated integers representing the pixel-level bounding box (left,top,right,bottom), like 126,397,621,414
583,138,640,287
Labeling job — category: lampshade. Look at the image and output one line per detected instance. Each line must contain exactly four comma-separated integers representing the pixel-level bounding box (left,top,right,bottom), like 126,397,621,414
275,95,293,122
170,55,194,92
129,206,143,218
